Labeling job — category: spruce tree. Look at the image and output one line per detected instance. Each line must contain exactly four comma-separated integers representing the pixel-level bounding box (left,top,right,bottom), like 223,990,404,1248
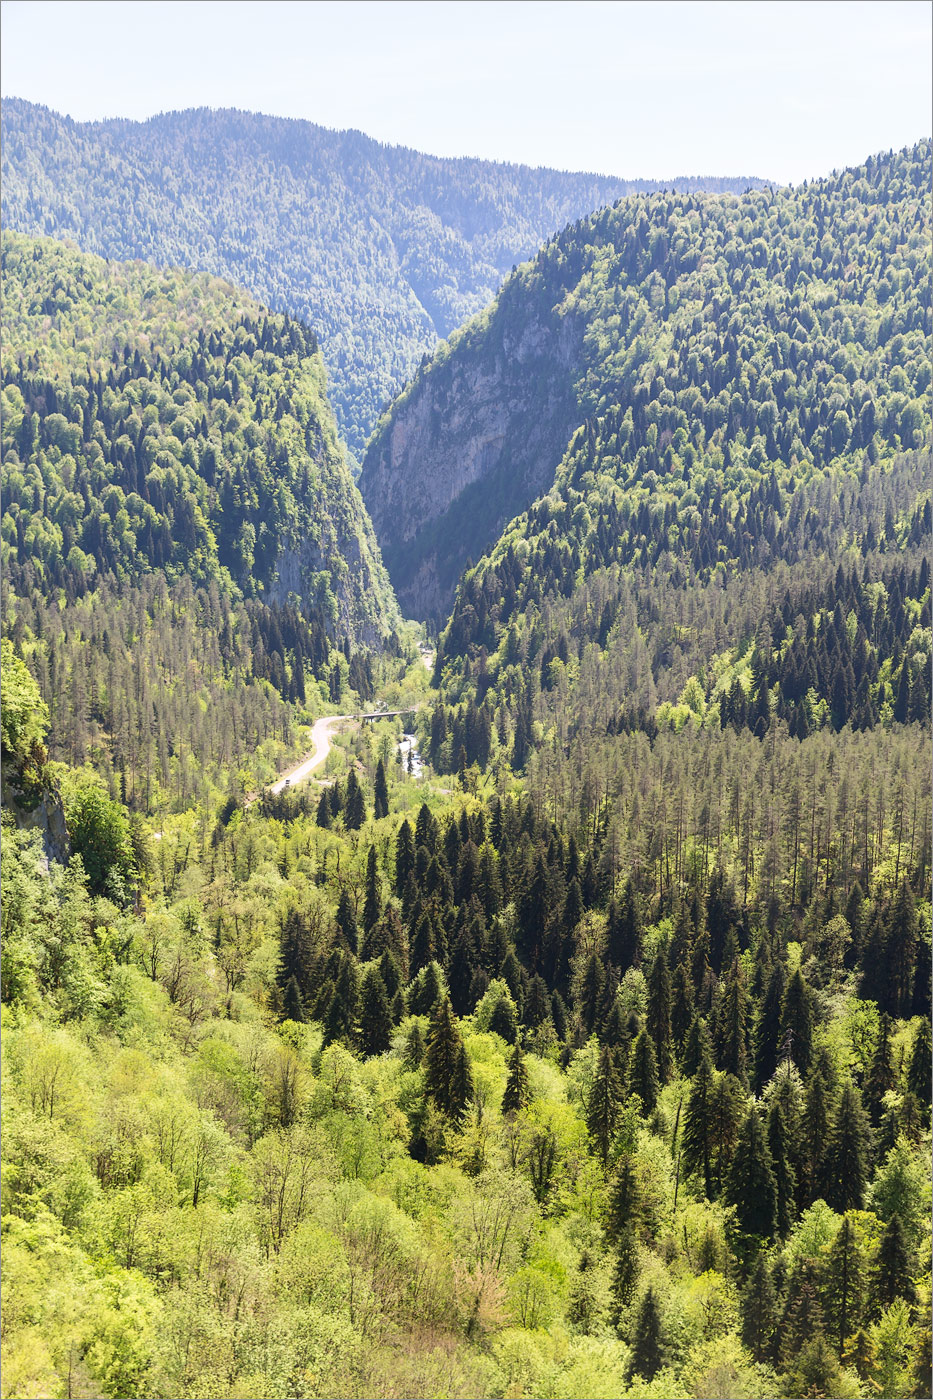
628,1029,660,1114
715,956,750,1087
282,974,306,1023
373,757,389,820
502,1042,530,1115
394,818,415,896
606,1151,641,1242
344,769,366,830
823,1081,871,1212
864,1012,895,1128
608,1228,639,1332
315,788,332,828
804,1060,834,1205
357,966,392,1056
670,961,694,1046
449,1042,473,1124
277,907,312,1001
410,912,436,977
610,878,643,971
424,997,468,1120
726,1106,777,1241
825,1214,864,1359
335,888,359,955
682,1049,714,1198
907,1017,932,1125
322,955,359,1046
626,1287,663,1382
753,961,786,1092
767,1102,797,1237
681,1014,713,1077
780,967,815,1076
741,1252,777,1362
362,845,381,935
646,945,673,1083
578,950,605,1036
886,880,919,1017
404,1019,425,1069
874,1211,914,1308
586,1044,624,1167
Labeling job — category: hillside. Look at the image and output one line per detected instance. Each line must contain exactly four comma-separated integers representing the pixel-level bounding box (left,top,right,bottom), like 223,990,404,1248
1,232,401,809
0,99,765,459
361,141,932,618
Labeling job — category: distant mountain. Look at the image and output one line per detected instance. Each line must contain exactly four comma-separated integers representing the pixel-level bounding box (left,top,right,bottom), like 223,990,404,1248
1,230,399,649
0,98,766,459
360,141,932,621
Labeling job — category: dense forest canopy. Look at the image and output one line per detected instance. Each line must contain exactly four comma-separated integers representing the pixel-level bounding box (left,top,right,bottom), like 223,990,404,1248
1,130,930,1400
361,140,931,617
0,98,766,458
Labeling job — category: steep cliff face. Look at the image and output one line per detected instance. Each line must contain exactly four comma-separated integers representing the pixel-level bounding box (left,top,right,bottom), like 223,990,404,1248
360,273,586,618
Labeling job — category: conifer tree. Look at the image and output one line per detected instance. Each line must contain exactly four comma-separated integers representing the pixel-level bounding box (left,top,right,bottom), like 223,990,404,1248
626,1287,663,1382
394,818,415,896
362,845,381,935
874,1211,914,1309
804,1058,834,1204
716,956,750,1087
754,961,786,1092
450,1042,473,1124
628,1029,660,1113
726,1106,777,1240
578,950,605,1036
741,1253,777,1362
779,1260,826,1367
315,788,332,828
424,997,469,1120
681,1014,713,1077
586,1043,624,1167
373,757,389,820
646,945,673,1083
606,1150,641,1242
885,880,919,1016
611,878,643,971
277,907,312,1000
335,888,359,955
323,955,360,1046
780,967,815,1076
410,912,436,977
708,1071,747,1196
670,961,694,1046
608,1228,639,1332
682,1048,715,1198
767,1102,797,1237
282,974,306,1023
344,769,366,830
502,1042,530,1115
823,1081,871,1212
357,966,392,1056
825,1214,864,1359
907,1017,932,1125
864,1012,895,1128
404,1019,425,1069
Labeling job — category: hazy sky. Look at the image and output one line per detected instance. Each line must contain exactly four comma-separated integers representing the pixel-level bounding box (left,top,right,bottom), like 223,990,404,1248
2,0,930,184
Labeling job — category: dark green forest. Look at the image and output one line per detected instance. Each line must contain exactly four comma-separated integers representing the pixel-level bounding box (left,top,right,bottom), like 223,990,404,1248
362,141,931,615
0,99,765,458
1,134,930,1400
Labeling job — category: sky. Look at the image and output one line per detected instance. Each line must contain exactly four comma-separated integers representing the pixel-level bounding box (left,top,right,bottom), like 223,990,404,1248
1,0,930,185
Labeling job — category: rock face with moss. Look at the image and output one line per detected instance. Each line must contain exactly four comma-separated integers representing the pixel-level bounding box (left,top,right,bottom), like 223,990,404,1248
361,141,932,621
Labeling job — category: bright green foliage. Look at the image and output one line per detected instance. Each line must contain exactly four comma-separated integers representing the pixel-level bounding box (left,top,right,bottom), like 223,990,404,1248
0,637,48,764
61,769,137,903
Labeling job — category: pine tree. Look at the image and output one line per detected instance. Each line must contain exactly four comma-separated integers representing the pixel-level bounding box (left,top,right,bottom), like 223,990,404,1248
608,879,643,971
753,961,786,1092
357,966,392,1056
741,1252,777,1362
886,881,920,1017
502,1042,530,1115
726,1106,777,1240
780,967,814,1076
282,974,306,1023
586,1044,624,1167
825,1214,864,1359
646,945,673,1083
767,1102,797,1237
823,1081,871,1212
874,1211,914,1308
682,1049,715,1198
628,1029,660,1113
373,757,389,820
626,1287,663,1382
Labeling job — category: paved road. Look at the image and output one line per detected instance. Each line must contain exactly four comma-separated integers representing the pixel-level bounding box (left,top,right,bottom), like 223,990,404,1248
269,713,355,795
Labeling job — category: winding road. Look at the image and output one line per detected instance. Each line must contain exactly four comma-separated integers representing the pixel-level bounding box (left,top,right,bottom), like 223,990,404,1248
268,713,356,795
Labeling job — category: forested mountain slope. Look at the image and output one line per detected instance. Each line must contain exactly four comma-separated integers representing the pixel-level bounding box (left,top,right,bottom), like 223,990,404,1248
361,141,931,617
1,232,399,808
0,98,764,458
